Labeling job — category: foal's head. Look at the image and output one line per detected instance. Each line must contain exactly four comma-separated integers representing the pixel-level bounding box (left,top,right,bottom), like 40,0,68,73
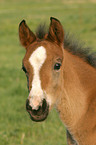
19,17,64,122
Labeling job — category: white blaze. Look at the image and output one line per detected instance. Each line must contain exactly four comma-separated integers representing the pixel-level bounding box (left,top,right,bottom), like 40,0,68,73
29,46,47,109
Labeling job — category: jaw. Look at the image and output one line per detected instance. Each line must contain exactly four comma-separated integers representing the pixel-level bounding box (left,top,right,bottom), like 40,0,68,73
26,99,49,122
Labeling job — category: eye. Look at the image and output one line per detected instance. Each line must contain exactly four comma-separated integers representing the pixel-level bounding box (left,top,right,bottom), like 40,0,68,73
22,65,27,73
54,63,61,70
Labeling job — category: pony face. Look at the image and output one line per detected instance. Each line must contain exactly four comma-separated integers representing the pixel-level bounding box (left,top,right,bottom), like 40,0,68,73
19,17,64,122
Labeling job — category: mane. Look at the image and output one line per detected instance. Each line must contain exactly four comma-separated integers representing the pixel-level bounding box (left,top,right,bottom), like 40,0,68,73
35,24,96,68
36,23,48,39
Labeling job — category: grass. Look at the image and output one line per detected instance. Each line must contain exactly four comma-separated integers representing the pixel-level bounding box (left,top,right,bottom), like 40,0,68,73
0,0,96,145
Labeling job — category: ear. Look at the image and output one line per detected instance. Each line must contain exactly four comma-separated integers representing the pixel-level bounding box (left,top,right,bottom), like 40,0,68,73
19,20,36,49
48,17,64,46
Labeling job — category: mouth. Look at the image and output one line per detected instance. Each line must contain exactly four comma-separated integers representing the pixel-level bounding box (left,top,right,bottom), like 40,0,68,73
26,99,49,122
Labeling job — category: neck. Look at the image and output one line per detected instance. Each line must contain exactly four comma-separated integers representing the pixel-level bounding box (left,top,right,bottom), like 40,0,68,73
56,50,96,144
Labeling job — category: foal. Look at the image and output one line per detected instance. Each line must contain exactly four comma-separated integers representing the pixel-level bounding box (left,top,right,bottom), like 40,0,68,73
19,17,96,145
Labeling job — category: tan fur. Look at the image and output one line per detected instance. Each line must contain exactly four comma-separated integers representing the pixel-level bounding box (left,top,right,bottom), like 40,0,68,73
57,50,96,144
19,17,96,145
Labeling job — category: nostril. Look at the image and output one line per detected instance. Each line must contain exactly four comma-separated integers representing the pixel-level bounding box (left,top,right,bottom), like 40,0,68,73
42,99,47,111
26,99,32,111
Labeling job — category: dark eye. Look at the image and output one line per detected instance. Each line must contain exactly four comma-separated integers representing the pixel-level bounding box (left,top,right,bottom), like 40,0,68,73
54,63,61,70
22,65,27,73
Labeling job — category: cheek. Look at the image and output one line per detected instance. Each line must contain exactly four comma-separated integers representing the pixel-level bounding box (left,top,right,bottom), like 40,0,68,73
40,65,62,93
40,66,51,90
52,71,61,87
50,72,63,100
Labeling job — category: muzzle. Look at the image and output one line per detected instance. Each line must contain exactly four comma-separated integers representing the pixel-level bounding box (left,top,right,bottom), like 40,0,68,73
26,99,49,122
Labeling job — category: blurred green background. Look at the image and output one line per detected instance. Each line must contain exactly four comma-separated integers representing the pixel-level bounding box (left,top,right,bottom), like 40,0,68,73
0,0,96,145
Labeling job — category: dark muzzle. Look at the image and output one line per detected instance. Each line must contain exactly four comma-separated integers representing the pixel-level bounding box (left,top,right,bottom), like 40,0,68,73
26,99,49,122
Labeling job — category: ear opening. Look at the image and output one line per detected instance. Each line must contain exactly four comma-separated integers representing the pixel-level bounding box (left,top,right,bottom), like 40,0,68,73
19,20,36,49
48,17,64,47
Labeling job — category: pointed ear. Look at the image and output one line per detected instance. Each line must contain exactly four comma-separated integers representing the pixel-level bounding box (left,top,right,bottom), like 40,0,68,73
48,17,64,46
19,20,36,49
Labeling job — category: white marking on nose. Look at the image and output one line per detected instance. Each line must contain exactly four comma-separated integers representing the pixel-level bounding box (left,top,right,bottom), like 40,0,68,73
29,46,47,109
